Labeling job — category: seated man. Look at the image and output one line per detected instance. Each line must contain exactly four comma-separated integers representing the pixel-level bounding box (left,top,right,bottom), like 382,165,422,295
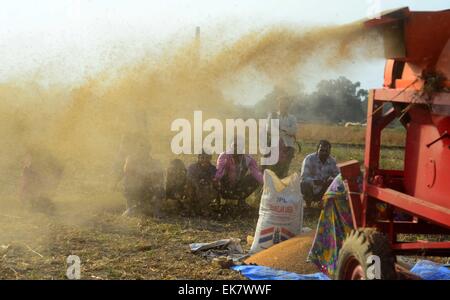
20,147,63,215
121,142,165,217
214,139,264,208
165,159,188,203
300,140,339,208
185,151,218,216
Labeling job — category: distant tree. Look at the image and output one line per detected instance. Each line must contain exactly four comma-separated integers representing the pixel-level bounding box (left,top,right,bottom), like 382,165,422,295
253,76,368,124
289,93,313,122
311,76,367,123
253,85,306,118
253,87,285,118
311,94,339,123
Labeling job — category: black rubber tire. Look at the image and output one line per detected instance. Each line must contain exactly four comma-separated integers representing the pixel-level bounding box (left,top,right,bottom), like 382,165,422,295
335,228,396,280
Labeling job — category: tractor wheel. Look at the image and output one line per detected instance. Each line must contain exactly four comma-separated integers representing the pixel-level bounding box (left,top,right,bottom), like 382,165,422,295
335,228,396,280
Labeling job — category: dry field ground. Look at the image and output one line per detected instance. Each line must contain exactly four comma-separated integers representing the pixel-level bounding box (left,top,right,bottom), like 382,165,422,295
1,124,446,280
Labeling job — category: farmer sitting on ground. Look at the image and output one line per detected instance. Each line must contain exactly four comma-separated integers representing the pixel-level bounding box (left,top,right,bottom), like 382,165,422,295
300,140,339,208
113,132,147,189
185,150,218,216
165,158,188,204
121,141,165,217
214,138,264,209
19,147,63,215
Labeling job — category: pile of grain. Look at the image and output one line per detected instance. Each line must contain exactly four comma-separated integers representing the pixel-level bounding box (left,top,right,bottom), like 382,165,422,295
244,232,318,274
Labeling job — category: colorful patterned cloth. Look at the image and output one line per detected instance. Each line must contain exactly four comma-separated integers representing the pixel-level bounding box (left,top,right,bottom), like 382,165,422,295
308,174,354,277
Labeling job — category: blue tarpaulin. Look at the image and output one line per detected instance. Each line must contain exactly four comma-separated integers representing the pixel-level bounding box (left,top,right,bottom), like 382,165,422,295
233,260,450,280
231,265,330,280
410,260,450,280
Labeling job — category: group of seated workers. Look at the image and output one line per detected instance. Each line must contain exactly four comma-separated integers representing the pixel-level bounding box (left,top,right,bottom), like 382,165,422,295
165,153,218,216
117,134,266,217
165,139,340,215
116,131,339,217
165,140,264,216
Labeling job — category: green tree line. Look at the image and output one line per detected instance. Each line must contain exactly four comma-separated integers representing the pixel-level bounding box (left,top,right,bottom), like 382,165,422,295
251,76,369,123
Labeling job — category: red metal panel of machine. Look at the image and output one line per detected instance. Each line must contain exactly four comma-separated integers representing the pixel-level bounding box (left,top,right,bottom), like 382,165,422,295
403,106,450,211
436,39,450,82
403,11,450,68
366,9,450,67
369,9,450,90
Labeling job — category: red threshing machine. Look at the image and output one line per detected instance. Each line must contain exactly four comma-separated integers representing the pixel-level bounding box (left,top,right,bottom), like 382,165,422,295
336,7,450,279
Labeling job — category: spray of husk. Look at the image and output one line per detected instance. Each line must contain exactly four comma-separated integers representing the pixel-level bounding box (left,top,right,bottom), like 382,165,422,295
0,21,383,214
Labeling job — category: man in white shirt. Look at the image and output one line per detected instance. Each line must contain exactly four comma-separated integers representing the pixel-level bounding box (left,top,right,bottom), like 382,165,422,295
266,96,298,178
300,140,339,208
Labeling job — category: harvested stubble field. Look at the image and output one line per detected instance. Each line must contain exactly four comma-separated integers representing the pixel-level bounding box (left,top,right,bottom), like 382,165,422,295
299,123,406,147
0,125,414,280
0,195,254,280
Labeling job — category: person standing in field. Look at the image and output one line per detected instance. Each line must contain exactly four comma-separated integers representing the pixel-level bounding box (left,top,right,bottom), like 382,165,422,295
265,96,298,178
300,140,339,208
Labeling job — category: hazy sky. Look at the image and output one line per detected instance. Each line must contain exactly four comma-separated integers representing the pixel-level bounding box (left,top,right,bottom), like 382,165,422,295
0,0,448,104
